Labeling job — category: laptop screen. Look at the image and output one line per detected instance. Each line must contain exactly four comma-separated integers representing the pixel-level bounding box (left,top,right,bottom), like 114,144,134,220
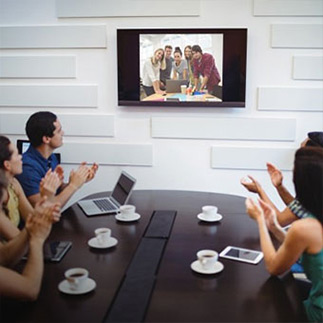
111,172,136,205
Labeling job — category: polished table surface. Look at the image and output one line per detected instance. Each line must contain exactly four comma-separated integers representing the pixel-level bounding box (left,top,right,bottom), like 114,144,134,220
1,190,307,322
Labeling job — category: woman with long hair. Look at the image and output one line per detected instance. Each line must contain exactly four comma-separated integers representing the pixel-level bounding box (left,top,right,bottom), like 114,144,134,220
142,48,166,96
184,45,195,86
246,147,323,322
172,47,188,80
0,169,60,300
0,135,60,238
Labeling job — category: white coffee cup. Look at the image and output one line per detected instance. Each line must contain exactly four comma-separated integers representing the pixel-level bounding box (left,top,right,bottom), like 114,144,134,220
119,205,136,219
197,250,218,270
202,205,218,218
95,227,111,245
65,268,89,291
181,85,187,94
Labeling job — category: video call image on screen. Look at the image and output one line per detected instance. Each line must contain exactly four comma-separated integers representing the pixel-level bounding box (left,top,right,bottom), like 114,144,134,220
117,28,247,108
140,33,223,102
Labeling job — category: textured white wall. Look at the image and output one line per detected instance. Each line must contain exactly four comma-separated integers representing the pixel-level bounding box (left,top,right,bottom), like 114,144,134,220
0,0,322,211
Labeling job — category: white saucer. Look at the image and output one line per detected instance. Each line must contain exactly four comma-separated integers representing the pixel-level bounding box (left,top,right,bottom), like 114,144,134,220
197,213,223,222
115,213,141,222
58,278,96,295
191,260,224,274
88,237,118,249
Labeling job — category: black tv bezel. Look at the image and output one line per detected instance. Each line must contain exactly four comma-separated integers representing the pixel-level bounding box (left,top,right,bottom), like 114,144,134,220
117,28,247,108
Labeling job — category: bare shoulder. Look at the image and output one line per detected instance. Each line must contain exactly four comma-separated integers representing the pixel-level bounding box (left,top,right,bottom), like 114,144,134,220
289,218,323,250
291,217,321,233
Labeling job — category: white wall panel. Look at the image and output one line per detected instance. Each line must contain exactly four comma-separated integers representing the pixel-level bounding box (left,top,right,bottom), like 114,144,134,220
271,24,323,48
0,113,114,137
0,56,76,78
0,85,97,108
0,113,27,134
151,117,296,141
0,25,107,49
293,56,323,80
258,87,323,111
56,0,200,17
57,143,153,166
211,147,295,170
254,0,323,16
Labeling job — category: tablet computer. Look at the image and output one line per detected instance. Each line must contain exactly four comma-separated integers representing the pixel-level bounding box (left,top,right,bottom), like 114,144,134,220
22,241,72,263
219,246,263,264
44,241,72,262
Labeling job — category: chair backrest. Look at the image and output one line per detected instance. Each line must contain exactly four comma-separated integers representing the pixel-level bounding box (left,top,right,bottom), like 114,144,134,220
16,139,61,164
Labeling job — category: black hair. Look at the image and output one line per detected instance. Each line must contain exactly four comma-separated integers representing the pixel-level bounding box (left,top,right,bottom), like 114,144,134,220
0,136,12,169
293,147,323,223
307,132,323,148
191,45,203,54
25,111,57,147
174,47,182,56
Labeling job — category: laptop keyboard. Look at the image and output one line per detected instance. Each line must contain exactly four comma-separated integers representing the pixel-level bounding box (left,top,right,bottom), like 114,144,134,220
93,199,117,212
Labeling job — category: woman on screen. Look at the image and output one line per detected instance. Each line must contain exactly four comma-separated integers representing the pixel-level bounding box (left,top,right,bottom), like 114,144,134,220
142,48,166,97
246,147,323,322
172,47,188,81
184,45,195,86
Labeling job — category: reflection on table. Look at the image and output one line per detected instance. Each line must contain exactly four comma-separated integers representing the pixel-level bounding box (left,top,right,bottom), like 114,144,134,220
0,190,307,322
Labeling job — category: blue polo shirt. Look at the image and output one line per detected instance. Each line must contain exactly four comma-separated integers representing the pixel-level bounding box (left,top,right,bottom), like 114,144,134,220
16,145,59,197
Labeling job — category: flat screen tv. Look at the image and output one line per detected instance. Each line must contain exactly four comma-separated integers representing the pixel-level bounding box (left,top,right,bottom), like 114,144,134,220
117,28,247,108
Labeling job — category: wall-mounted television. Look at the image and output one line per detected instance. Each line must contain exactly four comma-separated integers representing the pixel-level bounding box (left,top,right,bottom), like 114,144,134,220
117,28,247,108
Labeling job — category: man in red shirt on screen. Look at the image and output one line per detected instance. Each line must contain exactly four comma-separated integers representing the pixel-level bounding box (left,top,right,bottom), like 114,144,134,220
191,45,221,97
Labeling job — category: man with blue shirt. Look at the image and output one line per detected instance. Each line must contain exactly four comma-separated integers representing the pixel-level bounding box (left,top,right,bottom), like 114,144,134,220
17,111,98,207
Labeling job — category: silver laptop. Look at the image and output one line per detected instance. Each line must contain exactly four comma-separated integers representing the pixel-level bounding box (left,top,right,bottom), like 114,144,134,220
77,171,136,216
165,79,189,93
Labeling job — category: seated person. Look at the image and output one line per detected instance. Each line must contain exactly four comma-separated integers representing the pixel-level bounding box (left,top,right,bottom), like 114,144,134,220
246,147,323,322
241,132,323,229
16,111,98,207
0,169,61,301
0,135,61,236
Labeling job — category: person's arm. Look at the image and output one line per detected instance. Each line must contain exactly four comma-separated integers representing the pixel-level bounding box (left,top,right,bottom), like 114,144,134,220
0,211,20,240
261,200,287,243
172,68,177,80
246,198,307,276
152,80,164,94
0,198,57,301
39,169,61,202
183,68,188,80
266,163,294,205
193,77,199,90
28,164,90,208
0,228,28,266
200,55,213,90
240,175,281,215
200,76,209,91
276,206,298,228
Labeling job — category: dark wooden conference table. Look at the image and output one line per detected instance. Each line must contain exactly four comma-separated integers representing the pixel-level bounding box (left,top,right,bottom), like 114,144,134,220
1,190,307,322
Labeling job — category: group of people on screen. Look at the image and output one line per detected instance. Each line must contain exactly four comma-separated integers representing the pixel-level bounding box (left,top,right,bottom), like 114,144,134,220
141,44,221,97
0,111,322,322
